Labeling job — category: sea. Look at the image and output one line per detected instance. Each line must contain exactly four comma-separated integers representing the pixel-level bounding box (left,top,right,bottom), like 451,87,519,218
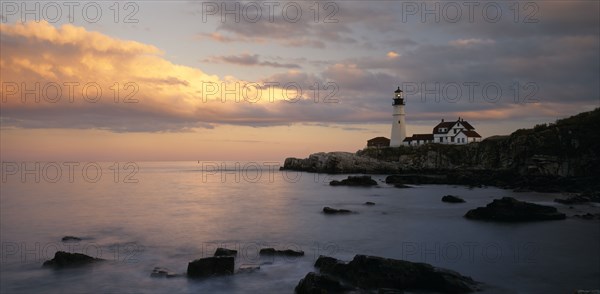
1,161,598,293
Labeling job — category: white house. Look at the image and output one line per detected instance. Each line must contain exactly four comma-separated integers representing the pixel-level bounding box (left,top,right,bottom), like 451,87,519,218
403,117,481,146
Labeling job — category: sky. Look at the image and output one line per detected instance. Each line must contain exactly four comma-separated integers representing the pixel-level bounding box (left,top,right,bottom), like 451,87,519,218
0,1,599,161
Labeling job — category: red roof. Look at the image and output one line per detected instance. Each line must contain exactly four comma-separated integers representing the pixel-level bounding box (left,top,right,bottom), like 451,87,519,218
367,137,390,143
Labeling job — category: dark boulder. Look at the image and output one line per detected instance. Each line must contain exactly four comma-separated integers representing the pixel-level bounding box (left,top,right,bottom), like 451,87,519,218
323,207,353,214
330,176,377,186
259,248,304,257
43,251,103,268
295,272,354,294
314,255,478,293
364,202,376,205
442,195,466,203
61,236,82,242
465,197,566,221
187,256,234,278
214,248,237,257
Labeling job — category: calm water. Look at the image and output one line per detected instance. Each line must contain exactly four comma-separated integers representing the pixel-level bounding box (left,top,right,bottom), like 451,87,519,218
1,161,598,293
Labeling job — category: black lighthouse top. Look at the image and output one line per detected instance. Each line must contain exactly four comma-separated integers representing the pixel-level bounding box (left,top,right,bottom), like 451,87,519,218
393,86,404,106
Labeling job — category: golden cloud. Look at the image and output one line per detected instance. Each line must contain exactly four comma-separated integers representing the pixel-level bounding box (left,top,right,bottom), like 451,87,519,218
0,21,311,131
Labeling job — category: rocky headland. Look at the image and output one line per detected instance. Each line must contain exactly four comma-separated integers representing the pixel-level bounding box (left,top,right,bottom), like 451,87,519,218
282,108,600,193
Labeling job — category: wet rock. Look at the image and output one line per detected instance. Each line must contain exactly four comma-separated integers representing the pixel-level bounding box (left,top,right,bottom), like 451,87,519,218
465,197,566,221
323,207,353,214
442,195,466,203
214,248,237,257
364,202,376,205
187,256,234,278
314,255,479,293
330,176,377,187
295,272,354,294
150,267,180,278
43,251,103,268
259,248,304,257
61,236,82,242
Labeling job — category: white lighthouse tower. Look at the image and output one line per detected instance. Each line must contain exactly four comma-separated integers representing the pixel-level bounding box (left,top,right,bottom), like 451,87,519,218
390,86,406,147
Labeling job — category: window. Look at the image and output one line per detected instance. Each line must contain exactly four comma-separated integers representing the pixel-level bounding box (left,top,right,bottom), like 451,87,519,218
439,138,443,142
451,137,455,142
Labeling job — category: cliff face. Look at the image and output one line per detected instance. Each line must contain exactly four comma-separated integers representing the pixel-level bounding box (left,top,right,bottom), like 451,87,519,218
283,108,600,178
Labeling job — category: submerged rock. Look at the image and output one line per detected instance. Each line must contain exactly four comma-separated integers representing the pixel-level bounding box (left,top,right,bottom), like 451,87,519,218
465,197,566,221
61,236,82,242
187,256,234,278
313,255,479,293
442,195,466,203
150,267,180,278
43,251,103,268
214,248,237,257
330,176,377,187
574,213,600,220
323,207,353,214
295,272,354,294
237,264,260,274
259,248,304,257
555,192,600,205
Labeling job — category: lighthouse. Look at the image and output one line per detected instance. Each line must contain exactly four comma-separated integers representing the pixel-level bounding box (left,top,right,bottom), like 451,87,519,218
390,86,406,147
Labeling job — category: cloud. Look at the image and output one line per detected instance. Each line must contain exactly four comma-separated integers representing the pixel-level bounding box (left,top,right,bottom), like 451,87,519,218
204,53,301,68
449,38,495,47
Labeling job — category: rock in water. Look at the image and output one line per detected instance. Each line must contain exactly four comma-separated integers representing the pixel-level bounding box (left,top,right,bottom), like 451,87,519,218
465,197,566,221
364,202,376,205
314,255,478,293
330,176,377,186
323,207,353,214
187,256,234,278
295,272,354,294
150,267,180,278
442,195,466,203
214,248,237,257
237,264,260,274
61,236,82,242
259,248,304,256
43,251,103,268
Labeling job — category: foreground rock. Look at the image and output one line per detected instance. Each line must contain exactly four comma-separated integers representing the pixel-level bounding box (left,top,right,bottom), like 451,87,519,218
150,267,180,278
295,272,354,294
313,255,479,293
259,248,304,257
330,176,377,187
214,248,237,257
323,207,353,214
187,256,234,278
43,251,103,268
442,195,466,203
465,197,566,221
